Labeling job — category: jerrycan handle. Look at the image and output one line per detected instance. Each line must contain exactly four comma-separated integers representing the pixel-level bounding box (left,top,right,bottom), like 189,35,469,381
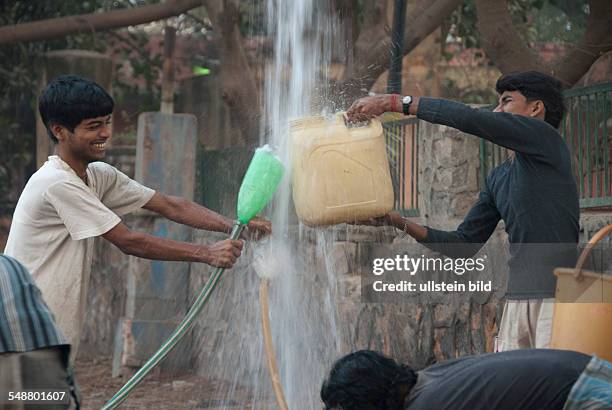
339,112,371,129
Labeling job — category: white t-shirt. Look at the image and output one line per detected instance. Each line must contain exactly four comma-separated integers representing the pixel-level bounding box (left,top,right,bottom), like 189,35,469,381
4,156,155,357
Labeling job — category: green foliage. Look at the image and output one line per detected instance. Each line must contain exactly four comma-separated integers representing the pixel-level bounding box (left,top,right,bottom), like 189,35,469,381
240,0,267,36
0,0,165,212
447,0,589,49
531,0,588,43
0,0,224,213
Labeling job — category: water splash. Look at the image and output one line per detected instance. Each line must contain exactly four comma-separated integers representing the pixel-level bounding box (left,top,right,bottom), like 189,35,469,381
191,2,344,409
259,1,342,408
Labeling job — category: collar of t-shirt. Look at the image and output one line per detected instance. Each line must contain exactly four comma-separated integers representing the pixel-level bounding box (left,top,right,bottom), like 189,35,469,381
48,155,93,188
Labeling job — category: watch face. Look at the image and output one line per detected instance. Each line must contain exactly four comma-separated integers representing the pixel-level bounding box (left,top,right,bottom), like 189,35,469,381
402,95,412,105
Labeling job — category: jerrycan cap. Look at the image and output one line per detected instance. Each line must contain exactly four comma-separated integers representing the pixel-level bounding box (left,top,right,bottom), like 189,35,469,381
338,111,371,129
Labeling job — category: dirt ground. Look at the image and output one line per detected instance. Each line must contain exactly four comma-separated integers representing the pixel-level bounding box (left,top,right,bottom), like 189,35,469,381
76,358,268,409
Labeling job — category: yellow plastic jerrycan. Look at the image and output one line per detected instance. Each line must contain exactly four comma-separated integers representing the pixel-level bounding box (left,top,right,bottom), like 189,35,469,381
291,113,394,226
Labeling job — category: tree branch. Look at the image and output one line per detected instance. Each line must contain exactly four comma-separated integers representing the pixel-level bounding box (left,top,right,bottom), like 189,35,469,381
0,0,205,46
332,0,361,73
554,0,612,86
335,0,463,106
475,0,612,87
474,0,546,74
348,1,389,80
204,0,261,145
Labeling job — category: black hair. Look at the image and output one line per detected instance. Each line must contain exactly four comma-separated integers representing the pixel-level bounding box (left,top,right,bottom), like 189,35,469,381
321,350,418,410
495,71,565,128
38,75,114,143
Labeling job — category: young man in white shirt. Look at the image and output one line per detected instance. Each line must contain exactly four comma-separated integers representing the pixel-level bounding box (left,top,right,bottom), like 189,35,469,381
4,75,271,358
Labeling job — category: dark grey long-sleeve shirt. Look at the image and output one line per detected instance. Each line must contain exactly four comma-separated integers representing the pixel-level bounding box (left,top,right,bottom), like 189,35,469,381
416,97,579,299
404,349,590,410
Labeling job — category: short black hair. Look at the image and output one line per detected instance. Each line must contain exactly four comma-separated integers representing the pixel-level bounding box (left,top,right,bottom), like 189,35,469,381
38,75,114,143
495,71,565,128
321,350,418,410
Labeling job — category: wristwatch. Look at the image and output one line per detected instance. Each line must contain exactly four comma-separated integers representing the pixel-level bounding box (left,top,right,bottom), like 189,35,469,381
402,95,413,115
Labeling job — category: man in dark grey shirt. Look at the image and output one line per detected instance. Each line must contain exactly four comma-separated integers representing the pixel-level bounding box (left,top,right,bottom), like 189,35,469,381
321,349,611,410
347,71,578,350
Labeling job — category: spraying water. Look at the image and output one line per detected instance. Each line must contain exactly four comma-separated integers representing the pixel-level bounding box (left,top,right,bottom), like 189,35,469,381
190,2,344,409
258,1,342,408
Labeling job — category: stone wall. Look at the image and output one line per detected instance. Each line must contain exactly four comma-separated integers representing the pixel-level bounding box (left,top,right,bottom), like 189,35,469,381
581,212,612,243
81,120,612,378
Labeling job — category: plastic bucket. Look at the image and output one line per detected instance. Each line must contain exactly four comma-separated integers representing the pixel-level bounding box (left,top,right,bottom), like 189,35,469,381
550,225,612,361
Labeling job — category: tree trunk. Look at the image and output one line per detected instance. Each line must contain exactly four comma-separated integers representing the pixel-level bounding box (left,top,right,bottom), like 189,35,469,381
332,0,360,77
204,0,261,146
334,0,463,107
474,0,546,74
0,0,205,46
475,0,612,87
554,0,612,86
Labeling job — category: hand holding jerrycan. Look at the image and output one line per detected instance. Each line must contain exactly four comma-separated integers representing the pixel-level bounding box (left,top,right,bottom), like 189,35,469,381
291,112,394,226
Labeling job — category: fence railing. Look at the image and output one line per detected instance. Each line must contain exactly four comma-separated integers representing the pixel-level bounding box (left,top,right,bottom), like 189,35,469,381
382,116,419,216
480,82,612,210
563,82,612,209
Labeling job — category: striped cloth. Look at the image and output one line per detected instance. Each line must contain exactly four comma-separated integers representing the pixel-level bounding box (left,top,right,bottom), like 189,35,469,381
0,254,68,353
564,355,612,410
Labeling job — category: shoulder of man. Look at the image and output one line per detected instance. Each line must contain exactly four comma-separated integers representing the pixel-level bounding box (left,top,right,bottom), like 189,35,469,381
88,161,131,190
86,161,155,210
17,162,81,210
30,159,75,184
88,160,119,175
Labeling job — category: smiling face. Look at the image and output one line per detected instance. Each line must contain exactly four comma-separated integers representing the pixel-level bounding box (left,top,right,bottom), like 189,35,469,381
53,115,112,164
493,90,545,121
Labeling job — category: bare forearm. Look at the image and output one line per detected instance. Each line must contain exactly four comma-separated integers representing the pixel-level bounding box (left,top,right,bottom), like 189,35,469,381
387,213,427,241
160,196,233,233
103,221,244,268
121,231,210,263
402,220,427,241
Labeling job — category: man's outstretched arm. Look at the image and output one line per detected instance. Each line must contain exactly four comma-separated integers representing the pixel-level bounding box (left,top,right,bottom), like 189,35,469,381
142,192,271,238
347,94,561,160
102,222,243,268
358,187,501,258
378,212,428,242
417,188,501,257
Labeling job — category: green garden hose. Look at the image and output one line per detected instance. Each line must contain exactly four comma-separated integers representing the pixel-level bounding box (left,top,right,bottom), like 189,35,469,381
101,223,244,410
101,145,284,409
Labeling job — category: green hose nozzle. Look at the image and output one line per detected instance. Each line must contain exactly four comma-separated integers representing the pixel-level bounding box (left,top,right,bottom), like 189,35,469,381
237,145,284,224
102,146,284,409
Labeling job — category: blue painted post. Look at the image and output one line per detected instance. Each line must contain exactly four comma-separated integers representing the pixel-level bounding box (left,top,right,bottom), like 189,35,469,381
113,112,197,376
